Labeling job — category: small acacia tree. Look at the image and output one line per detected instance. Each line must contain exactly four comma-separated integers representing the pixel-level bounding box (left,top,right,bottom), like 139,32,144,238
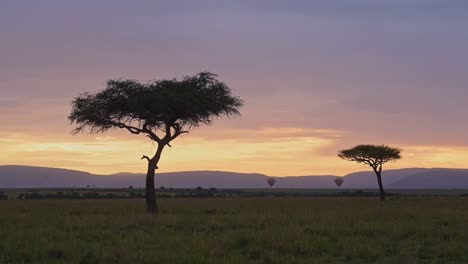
338,145,401,200
69,72,243,213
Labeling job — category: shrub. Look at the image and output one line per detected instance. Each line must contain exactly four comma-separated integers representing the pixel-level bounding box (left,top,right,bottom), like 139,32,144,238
0,192,8,200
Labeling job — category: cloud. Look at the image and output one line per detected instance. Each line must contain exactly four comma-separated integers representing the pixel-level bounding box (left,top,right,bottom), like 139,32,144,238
189,127,345,142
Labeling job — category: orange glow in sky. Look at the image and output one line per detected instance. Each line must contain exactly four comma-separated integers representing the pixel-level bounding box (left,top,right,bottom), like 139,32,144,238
2,128,468,176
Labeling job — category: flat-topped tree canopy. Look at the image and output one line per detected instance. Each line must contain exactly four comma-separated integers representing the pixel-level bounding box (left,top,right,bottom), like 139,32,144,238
69,72,243,143
338,144,401,170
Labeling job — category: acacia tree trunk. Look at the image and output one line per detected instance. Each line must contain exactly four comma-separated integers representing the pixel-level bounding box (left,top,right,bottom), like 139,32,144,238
373,167,385,201
145,144,165,214
145,160,158,213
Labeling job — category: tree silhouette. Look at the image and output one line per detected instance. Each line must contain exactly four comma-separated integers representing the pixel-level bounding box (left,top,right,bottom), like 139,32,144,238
69,72,243,213
338,145,401,200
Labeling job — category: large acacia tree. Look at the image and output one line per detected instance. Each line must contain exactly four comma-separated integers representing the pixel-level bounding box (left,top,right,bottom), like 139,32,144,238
338,145,401,200
69,72,243,213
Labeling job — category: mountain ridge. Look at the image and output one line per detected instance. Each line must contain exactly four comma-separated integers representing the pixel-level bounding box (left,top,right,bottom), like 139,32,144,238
1,165,468,189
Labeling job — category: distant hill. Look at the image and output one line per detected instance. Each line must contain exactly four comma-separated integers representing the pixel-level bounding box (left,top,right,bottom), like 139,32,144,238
110,171,270,188
342,168,431,188
0,166,96,188
389,169,468,189
0,165,334,188
1,165,468,189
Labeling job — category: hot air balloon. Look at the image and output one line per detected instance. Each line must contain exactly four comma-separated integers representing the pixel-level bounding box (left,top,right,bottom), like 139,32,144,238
267,177,276,188
334,177,344,188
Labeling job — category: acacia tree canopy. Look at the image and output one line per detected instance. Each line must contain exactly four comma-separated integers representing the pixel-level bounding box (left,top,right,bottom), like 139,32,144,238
338,144,401,201
69,72,243,145
338,145,401,171
69,72,243,213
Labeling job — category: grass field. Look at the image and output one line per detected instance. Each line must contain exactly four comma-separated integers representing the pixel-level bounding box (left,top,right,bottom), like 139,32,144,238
1,197,468,264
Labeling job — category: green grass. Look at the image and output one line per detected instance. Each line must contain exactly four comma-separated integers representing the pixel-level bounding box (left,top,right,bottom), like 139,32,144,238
1,197,468,264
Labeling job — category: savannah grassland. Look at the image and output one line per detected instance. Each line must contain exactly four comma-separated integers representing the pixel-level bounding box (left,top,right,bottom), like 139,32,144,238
1,197,468,264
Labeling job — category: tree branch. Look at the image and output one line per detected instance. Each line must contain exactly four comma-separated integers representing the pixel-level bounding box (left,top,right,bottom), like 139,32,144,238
170,130,189,141
141,155,151,162
159,122,189,146
145,132,161,143
142,123,162,144
165,123,172,139
112,122,142,134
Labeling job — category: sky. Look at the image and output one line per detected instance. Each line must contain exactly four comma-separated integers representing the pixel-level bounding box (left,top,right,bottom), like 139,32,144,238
1,0,468,176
